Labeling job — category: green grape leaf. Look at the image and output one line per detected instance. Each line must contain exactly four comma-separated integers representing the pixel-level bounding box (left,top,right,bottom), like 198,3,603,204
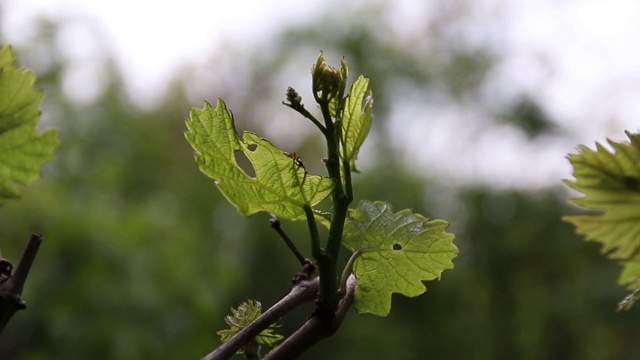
343,200,458,316
340,75,372,171
185,99,334,220
564,131,640,290
0,45,59,202
217,299,283,354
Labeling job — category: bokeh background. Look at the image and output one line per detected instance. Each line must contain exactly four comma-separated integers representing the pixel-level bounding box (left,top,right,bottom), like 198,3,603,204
1,0,640,359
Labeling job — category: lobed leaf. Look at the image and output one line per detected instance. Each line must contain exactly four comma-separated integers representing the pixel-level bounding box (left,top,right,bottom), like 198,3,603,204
343,200,458,316
564,131,640,289
185,99,334,221
340,75,373,171
0,45,59,202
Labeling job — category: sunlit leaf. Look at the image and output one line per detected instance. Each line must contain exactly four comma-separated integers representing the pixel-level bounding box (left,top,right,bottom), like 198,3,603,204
0,45,59,202
564,131,640,290
340,75,372,171
343,200,457,316
185,99,334,221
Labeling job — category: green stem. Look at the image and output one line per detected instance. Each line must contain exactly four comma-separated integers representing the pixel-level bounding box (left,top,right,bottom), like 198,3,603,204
319,99,344,196
343,159,354,202
305,205,336,312
316,96,353,312
324,196,349,273
339,250,360,293
303,206,321,262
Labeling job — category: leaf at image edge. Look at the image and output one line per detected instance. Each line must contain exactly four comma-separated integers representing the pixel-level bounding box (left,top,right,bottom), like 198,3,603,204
563,131,640,289
0,45,59,202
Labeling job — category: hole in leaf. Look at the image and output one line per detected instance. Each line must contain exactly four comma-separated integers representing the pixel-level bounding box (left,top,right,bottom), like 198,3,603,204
247,143,257,152
234,150,256,178
393,243,402,251
623,176,640,192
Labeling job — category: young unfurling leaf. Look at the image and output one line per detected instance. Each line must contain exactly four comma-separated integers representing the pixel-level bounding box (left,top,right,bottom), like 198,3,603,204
343,201,458,316
217,299,283,355
340,75,372,172
185,99,334,221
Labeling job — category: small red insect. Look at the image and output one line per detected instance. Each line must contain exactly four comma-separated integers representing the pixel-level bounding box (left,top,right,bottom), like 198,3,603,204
287,152,306,169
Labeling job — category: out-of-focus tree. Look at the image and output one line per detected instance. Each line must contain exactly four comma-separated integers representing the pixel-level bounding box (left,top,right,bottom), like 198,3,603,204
0,19,247,359
0,2,638,359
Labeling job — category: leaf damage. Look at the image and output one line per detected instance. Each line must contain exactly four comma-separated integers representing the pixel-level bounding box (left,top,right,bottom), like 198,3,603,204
343,200,458,316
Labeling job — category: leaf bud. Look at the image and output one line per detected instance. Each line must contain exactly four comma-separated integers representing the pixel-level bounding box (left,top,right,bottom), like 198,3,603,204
311,52,343,100
285,86,302,107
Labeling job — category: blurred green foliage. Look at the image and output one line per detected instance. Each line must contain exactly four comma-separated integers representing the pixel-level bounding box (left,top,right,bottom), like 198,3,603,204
1,4,639,360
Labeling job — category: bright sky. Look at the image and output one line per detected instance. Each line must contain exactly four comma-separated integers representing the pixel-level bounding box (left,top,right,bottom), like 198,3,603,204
1,0,330,104
2,0,640,189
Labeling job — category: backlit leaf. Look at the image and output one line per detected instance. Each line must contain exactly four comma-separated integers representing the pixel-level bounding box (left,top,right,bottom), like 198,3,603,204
343,200,457,316
185,99,334,220
0,45,59,202
340,75,372,171
564,131,640,289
